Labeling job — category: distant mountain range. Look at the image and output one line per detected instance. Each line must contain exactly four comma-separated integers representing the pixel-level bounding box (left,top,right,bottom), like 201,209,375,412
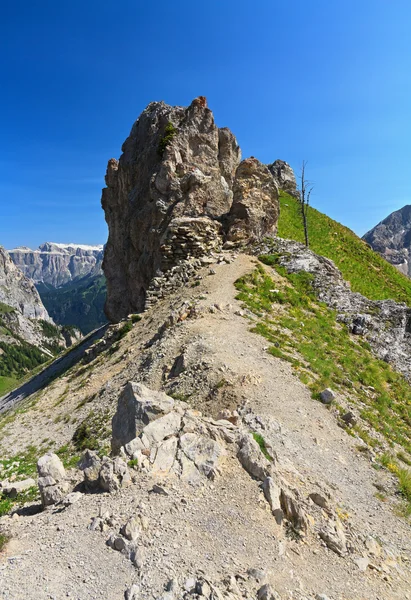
9,242,104,287
363,205,411,277
9,243,107,334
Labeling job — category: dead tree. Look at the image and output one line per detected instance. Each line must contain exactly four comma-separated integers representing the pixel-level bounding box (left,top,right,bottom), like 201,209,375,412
299,161,313,248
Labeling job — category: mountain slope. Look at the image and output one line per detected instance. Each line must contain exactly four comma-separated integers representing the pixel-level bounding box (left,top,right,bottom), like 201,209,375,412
362,205,411,277
278,192,411,304
37,274,107,334
0,247,69,395
0,255,410,600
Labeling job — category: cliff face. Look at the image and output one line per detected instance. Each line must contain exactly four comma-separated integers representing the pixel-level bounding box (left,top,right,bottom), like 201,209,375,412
102,97,280,322
363,205,411,277
9,243,104,288
0,246,67,351
0,246,50,322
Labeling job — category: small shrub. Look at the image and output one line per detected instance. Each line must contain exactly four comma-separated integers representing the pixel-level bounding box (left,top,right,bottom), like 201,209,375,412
158,121,177,156
128,458,139,469
130,314,142,324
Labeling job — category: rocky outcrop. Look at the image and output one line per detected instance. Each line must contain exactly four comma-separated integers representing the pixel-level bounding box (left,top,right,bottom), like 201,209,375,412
226,158,279,244
102,97,280,322
363,205,411,277
9,242,104,287
267,160,298,197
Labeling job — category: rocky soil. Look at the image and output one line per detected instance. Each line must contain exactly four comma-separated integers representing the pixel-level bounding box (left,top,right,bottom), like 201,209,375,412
1,253,410,600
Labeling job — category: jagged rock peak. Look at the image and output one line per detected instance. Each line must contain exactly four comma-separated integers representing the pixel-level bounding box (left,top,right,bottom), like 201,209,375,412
102,96,280,322
267,159,298,197
363,205,411,277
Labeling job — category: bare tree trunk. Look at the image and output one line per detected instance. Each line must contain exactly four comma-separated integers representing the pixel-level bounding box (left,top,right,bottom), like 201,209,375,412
299,161,312,248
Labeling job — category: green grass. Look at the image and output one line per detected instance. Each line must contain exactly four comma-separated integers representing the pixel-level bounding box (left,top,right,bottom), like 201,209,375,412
252,432,273,462
0,376,18,396
278,192,411,305
0,302,15,315
72,409,111,453
235,261,411,514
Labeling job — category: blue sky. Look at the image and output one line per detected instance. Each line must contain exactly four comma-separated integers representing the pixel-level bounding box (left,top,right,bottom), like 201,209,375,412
1,0,411,248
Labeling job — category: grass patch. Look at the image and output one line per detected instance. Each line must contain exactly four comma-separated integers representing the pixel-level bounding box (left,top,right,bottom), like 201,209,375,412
72,409,111,453
278,192,411,305
252,432,273,462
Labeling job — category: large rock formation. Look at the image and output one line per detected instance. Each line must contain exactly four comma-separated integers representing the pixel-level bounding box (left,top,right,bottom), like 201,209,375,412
0,246,50,322
267,159,298,197
363,205,411,277
102,97,280,322
9,242,104,287
0,246,67,354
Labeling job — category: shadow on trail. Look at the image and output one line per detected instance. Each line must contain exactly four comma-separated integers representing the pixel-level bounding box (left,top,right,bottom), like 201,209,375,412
0,324,109,415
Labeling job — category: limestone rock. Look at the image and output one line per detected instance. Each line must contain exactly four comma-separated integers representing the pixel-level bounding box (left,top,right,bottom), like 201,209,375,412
319,519,347,555
37,452,67,508
125,584,140,600
78,450,102,490
152,437,178,473
226,158,280,245
9,242,104,287
263,476,283,525
142,411,182,445
179,433,224,479
102,97,241,321
102,97,283,321
1,478,36,498
112,382,175,453
120,516,142,541
267,159,298,197
99,457,131,493
237,433,272,481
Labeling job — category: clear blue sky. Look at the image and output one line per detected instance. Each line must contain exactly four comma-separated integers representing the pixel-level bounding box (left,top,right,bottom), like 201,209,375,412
1,0,411,248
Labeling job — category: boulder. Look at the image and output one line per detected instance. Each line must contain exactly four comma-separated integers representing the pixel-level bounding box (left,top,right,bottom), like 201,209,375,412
319,388,336,405
112,382,175,453
179,433,224,479
120,516,141,541
37,452,65,481
237,434,272,481
99,457,131,493
37,453,67,508
78,450,102,490
1,478,36,498
142,412,182,445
